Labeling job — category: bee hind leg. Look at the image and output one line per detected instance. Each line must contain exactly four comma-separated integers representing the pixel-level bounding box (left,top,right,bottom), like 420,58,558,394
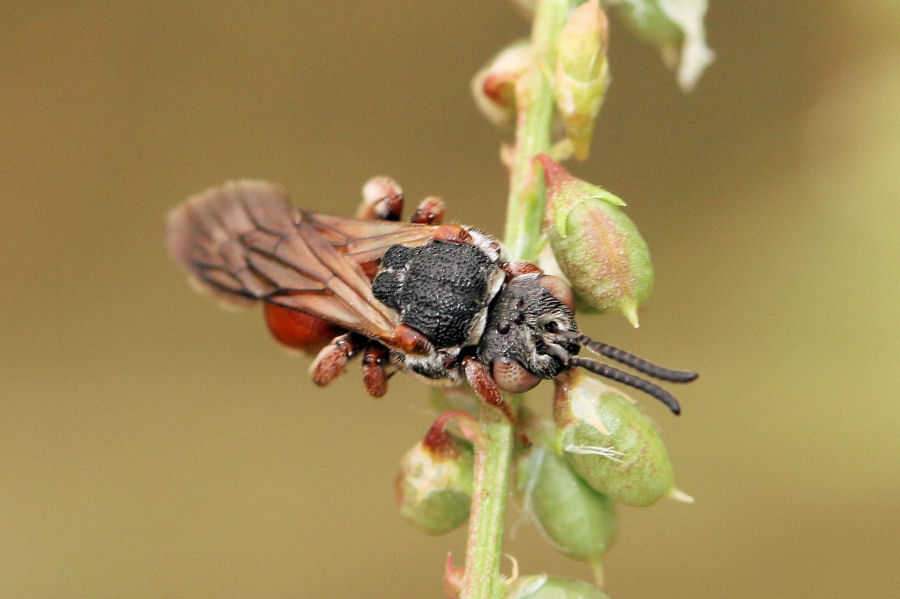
310,333,364,387
461,355,530,446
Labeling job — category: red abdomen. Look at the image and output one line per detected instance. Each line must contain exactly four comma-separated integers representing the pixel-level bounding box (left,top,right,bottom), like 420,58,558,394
264,304,343,354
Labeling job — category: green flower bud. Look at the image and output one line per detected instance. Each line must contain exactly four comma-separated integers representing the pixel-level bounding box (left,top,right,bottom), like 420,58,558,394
553,0,610,160
556,371,678,507
396,418,474,535
472,39,532,127
613,0,715,91
506,574,610,599
537,154,653,327
518,445,617,575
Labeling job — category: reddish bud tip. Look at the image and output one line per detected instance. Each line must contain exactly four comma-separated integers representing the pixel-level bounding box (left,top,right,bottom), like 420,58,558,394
396,415,475,535
443,552,463,598
471,39,532,127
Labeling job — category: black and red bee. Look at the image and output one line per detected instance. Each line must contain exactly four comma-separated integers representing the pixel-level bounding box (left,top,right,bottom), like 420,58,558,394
167,180,696,425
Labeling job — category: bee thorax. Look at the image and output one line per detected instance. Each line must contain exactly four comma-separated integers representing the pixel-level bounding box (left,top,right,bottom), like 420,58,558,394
372,239,505,350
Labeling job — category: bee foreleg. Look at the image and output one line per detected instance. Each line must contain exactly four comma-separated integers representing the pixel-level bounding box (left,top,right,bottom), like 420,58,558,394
310,333,363,387
500,261,544,278
361,343,390,398
434,224,475,245
461,355,530,446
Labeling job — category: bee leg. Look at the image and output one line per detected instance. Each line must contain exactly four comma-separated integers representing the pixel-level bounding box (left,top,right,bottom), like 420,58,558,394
461,355,531,446
361,343,390,398
356,176,404,221
500,261,544,278
434,224,475,245
410,196,445,225
310,333,363,386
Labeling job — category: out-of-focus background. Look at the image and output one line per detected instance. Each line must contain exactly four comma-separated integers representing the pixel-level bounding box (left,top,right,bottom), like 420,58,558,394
2,2,898,598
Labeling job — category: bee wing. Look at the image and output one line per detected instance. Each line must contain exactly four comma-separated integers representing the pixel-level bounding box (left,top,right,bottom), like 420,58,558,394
302,211,438,263
167,180,427,344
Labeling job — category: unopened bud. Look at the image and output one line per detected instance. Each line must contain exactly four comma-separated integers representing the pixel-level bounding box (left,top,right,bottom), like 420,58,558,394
505,574,610,599
553,0,610,160
472,40,532,127
396,417,474,535
517,445,617,573
556,371,677,507
615,0,714,91
537,154,652,327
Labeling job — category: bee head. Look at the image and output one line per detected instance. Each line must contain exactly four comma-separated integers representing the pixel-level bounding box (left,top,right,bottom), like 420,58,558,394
478,274,579,391
478,274,698,413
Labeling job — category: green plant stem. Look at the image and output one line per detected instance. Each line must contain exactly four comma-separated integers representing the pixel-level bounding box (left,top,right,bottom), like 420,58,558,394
504,0,571,262
460,2,571,598
459,402,517,599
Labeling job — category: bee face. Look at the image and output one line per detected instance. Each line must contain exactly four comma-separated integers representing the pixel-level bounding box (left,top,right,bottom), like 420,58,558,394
478,274,579,388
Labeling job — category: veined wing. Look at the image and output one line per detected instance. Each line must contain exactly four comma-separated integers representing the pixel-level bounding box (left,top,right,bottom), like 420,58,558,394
166,179,420,344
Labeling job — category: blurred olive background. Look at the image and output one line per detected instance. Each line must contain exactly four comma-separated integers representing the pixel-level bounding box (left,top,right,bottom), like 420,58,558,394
2,1,898,598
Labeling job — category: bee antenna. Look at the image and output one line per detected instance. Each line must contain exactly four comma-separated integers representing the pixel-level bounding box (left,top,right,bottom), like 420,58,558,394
567,356,682,415
557,331,698,383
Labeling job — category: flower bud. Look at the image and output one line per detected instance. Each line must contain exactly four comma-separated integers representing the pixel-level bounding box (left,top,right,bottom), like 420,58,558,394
614,0,714,91
396,418,474,535
505,574,610,599
553,0,610,161
517,445,617,573
472,39,532,127
537,154,653,327
555,371,677,507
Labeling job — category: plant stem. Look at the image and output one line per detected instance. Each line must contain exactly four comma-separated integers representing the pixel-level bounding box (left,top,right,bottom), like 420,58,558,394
460,2,571,598
504,0,572,262
459,402,516,599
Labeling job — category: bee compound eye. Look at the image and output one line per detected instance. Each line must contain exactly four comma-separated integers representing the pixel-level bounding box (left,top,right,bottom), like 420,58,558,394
491,357,541,393
539,275,575,312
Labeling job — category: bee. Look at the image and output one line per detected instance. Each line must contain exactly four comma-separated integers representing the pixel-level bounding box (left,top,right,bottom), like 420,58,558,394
167,180,696,426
